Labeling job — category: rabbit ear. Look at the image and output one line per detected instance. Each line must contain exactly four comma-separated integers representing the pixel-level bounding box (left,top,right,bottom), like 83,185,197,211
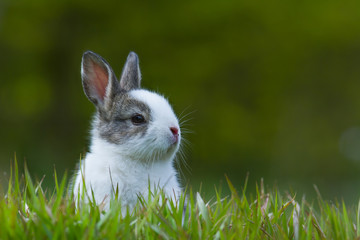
81,51,120,109
119,52,141,91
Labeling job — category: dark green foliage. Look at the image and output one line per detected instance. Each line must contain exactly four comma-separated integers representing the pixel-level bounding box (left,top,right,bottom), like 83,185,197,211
1,1,360,200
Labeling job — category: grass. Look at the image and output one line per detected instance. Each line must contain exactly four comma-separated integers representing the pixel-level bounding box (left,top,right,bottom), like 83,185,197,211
1,161,360,239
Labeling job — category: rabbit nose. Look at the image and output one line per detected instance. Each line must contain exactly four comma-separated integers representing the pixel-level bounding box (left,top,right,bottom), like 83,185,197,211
170,127,179,143
170,127,179,136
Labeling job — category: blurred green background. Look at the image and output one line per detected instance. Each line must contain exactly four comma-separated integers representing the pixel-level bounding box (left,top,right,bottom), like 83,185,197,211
1,0,360,202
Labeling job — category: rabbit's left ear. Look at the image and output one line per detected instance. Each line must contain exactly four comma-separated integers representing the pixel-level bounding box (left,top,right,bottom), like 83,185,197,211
81,51,120,109
119,52,141,91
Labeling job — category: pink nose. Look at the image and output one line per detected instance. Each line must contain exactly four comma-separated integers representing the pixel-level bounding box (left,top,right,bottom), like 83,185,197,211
170,127,179,143
170,127,179,136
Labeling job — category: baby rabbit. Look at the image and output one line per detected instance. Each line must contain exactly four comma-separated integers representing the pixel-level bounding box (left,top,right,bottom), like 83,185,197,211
73,51,182,210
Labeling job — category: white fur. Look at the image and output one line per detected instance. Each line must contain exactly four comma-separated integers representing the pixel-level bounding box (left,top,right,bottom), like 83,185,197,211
73,89,181,211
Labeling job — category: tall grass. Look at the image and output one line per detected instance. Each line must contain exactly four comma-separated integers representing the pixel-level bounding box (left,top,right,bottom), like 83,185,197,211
1,161,360,239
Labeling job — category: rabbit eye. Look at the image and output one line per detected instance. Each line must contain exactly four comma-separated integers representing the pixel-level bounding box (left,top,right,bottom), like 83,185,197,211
131,114,146,125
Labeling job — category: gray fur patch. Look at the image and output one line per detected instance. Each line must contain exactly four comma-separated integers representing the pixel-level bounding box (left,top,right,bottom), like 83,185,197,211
95,92,151,144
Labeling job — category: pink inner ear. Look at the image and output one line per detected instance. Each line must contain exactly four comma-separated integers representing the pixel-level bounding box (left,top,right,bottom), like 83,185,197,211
91,60,109,101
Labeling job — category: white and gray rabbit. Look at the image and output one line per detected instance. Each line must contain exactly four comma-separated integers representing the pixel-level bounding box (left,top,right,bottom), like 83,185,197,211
73,51,182,210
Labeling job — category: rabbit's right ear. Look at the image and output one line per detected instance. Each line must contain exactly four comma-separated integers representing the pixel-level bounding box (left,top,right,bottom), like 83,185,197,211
119,52,141,91
81,51,120,109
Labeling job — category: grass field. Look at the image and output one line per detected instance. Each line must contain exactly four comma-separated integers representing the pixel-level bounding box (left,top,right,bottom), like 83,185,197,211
1,161,360,239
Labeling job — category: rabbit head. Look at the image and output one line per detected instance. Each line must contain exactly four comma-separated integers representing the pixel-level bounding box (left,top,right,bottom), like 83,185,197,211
81,51,181,162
